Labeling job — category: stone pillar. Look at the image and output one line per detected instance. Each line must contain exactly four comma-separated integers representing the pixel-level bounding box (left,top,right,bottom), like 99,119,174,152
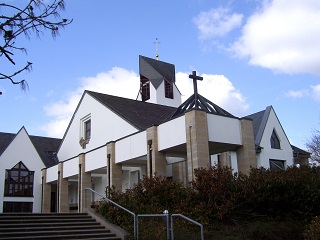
41,169,51,213
146,125,167,177
78,153,91,212
107,142,122,191
185,110,210,182
172,161,187,185
237,118,257,175
58,163,69,213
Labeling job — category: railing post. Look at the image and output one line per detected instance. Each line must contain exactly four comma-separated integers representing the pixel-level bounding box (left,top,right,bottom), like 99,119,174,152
163,210,170,240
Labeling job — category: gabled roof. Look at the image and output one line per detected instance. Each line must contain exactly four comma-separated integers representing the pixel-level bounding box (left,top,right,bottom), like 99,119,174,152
245,107,271,145
139,55,175,89
0,128,61,168
86,90,177,130
0,132,15,156
292,145,311,158
29,135,61,168
245,106,291,147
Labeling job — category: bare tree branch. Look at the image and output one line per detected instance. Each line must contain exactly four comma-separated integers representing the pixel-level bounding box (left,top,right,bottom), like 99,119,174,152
0,0,72,93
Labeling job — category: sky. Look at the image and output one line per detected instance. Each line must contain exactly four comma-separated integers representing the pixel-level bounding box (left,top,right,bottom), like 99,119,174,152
1,0,320,150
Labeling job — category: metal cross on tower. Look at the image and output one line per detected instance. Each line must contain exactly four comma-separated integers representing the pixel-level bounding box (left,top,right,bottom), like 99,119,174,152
154,38,160,61
189,70,203,108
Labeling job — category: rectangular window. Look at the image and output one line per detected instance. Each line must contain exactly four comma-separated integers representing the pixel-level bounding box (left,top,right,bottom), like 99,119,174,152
85,119,91,140
269,159,285,171
3,202,33,213
140,75,150,102
164,79,173,99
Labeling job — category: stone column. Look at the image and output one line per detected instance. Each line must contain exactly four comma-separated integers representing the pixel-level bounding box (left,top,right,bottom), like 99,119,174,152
146,125,167,177
107,142,122,191
236,118,257,175
58,163,69,213
172,161,187,185
185,110,210,182
78,153,91,212
41,169,51,213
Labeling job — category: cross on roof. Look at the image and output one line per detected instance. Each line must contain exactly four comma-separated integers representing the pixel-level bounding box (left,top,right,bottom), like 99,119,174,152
189,71,203,108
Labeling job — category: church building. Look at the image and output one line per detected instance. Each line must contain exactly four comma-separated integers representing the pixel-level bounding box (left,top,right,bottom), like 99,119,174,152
0,55,309,213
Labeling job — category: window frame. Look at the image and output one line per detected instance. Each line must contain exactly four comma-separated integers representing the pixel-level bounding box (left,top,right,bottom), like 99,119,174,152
140,75,150,102
164,79,174,99
80,114,91,149
4,161,34,197
270,129,281,149
269,159,285,171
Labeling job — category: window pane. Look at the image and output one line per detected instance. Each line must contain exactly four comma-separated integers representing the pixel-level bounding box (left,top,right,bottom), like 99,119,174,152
4,162,34,197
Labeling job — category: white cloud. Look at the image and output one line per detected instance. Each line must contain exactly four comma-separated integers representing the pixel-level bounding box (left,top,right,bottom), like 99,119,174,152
42,67,248,138
286,84,320,102
193,7,243,40
311,84,320,101
231,0,320,75
41,67,139,138
285,90,308,98
176,72,249,116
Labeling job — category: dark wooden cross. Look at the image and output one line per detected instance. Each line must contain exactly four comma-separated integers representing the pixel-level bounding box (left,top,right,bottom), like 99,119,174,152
189,71,203,108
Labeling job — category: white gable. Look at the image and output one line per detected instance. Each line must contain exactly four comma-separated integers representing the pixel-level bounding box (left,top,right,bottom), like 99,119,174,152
58,92,139,161
0,127,45,212
257,107,293,168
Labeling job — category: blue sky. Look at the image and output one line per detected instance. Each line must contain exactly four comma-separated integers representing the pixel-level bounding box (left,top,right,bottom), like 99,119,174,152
1,0,320,150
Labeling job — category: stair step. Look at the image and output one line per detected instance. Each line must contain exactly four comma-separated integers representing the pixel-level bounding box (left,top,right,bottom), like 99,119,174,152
0,232,121,240
0,224,105,232
0,213,123,240
0,221,100,228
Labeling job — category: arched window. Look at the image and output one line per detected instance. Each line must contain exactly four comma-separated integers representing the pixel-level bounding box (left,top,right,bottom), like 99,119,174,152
270,129,281,149
4,161,34,197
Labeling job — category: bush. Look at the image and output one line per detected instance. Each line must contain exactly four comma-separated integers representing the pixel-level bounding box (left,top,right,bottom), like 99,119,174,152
96,165,320,239
304,216,320,240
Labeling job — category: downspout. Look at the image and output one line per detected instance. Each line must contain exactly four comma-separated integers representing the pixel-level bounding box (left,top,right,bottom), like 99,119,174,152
148,140,153,177
57,171,60,213
107,153,111,198
78,164,82,212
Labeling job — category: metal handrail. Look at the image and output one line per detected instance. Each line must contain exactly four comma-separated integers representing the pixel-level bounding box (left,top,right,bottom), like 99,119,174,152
171,214,204,240
85,188,137,239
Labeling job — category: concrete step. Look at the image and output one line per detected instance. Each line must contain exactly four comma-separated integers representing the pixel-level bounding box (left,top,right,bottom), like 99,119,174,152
0,213,122,240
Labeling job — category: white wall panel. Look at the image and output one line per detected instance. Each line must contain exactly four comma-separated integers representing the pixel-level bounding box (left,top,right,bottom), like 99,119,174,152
207,114,241,145
158,116,186,151
85,146,107,172
115,131,146,163
63,157,79,178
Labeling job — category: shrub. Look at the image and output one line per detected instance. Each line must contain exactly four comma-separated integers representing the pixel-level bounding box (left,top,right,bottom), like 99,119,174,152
304,216,320,240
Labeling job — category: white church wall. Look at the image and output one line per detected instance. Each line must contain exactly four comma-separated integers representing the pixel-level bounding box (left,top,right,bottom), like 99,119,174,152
46,165,58,183
58,93,138,162
115,131,146,163
146,81,181,108
207,114,241,145
257,108,293,169
155,81,181,108
85,146,107,172
63,156,79,178
91,174,108,201
158,116,186,151
0,128,45,213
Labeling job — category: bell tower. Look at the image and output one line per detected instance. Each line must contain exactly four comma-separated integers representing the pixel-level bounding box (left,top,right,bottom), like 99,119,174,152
137,55,181,107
